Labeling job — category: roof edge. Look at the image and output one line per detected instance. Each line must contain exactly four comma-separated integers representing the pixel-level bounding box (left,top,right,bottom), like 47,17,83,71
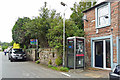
83,2,108,13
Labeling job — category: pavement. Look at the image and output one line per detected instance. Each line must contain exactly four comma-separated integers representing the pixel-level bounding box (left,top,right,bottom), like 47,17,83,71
67,68,111,78
1,52,111,78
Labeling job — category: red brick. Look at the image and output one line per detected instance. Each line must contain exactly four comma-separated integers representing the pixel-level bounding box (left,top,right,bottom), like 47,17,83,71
83,2,120,67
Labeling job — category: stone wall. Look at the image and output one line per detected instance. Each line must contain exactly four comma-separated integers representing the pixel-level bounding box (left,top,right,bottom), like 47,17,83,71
25,48,58,66
38,48,57,66
25,49,37,61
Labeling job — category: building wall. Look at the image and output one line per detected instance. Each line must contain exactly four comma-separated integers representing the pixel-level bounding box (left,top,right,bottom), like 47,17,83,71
84,2,119,67
118,2,120,36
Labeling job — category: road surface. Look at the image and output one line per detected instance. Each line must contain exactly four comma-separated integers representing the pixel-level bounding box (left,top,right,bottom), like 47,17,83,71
1,52,70,78
1,52,108,79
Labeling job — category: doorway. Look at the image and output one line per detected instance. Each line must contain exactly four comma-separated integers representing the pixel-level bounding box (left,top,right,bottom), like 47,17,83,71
93,39,111,69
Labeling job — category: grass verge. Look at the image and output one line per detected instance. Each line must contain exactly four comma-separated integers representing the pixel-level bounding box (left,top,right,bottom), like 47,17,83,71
48,65,69,72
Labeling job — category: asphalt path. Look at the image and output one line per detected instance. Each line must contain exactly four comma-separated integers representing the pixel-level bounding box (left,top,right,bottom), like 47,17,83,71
1,52,94,79
1,52,68,78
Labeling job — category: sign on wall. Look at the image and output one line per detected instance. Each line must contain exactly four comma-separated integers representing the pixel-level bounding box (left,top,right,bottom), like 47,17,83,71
30,39,38,45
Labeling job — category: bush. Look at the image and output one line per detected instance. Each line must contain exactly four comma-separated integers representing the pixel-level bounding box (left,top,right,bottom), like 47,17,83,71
55,57,62,66
60,67,69,72
35,60,40,64
51,66,59,71
48,65,69,72
48,65,53,68
48,59,52,65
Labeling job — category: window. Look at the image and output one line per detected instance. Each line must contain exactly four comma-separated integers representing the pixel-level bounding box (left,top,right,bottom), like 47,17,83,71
95,3,111,28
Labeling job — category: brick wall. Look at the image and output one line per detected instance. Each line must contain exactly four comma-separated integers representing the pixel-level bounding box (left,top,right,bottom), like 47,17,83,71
118,2,120,36
84,2,119,67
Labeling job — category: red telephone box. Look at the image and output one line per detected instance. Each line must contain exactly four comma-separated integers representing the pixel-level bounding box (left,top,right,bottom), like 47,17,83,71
67,36,85,69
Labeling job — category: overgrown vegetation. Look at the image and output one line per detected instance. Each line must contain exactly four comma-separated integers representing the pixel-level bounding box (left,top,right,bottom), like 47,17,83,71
60,67,69,72
48,59,52,65
11,2,96,66
48,65,69,72
36,60,40,64
55,57,62,66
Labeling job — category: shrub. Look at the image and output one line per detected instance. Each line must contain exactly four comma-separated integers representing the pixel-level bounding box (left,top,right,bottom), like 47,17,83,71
51,66,59,71
36,60,40,64
60,67,69,72
55,57,62,66
48,59,52,65
48,65,53,68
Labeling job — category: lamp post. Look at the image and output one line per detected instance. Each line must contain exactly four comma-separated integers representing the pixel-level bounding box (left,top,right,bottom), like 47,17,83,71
60,2,67,67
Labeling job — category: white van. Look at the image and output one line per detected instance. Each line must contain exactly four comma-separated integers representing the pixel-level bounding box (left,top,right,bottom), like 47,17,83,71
8,48,26,62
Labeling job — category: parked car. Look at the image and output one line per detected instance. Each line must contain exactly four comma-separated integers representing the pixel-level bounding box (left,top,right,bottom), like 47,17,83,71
109,65,120,80
8,48,27,62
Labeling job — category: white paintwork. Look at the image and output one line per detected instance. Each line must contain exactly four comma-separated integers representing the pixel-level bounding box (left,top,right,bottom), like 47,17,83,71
60,72,71,77
93,40,111,70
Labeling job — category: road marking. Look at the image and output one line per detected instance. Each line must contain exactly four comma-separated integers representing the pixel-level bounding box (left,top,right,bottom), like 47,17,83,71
60,72,71,77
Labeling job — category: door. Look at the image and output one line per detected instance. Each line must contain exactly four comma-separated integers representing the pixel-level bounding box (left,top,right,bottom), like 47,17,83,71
94,39,111,69
95,41,103,68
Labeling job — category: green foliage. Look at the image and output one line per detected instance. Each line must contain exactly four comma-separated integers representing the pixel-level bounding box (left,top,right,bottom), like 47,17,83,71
24,45,27,49
2,46,8,51
48,59,52,65
70,2,96,29
48,65,69,72
47,19,84,56
48,65,59,71
55,57,62,66
35,60,40,64
60,67,69,72
12,5,59,48
51,66,59,70
48,65,53,68
12,17,31,48
1,42,10,51
11,2,87,63
10,40,14,46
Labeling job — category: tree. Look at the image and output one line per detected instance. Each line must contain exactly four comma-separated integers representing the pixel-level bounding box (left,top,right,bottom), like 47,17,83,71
1,42,10,51
47,19,84,56
10,40,14,46
12,17,31,48
24,7,55,48
70,1,96,29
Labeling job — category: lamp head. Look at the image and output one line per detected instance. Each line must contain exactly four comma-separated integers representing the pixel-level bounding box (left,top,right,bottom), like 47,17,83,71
61,2,66,6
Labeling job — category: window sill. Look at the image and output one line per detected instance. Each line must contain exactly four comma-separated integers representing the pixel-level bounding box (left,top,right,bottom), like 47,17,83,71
96,24,111,29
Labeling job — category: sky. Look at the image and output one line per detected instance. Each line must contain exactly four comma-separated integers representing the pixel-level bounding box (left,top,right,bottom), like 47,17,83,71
0,0,103,43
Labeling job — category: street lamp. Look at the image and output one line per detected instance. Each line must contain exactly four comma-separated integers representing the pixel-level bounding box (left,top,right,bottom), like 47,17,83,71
60,2,67,67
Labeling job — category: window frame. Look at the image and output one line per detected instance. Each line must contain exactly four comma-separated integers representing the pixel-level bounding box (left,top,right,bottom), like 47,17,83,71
95,2,111,28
